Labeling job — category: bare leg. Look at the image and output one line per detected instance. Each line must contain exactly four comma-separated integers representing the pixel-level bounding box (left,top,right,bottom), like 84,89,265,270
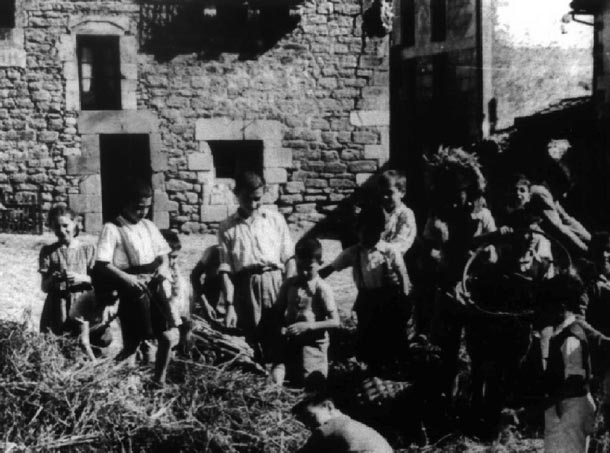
154,328,179,384
76,319,96,361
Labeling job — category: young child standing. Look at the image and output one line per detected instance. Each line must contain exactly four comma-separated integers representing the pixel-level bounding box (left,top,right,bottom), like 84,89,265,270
543,273,598,453
272,237,340,387
39,204,109,358
377,170,417,255
217,171,295,362
320,205,410,373
292,392,393,453
94,179,178,384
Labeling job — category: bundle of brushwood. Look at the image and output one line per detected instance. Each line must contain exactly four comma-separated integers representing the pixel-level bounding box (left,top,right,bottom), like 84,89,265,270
190,315,265,373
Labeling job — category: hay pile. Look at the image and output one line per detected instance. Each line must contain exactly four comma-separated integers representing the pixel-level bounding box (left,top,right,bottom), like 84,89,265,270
0,319,307,452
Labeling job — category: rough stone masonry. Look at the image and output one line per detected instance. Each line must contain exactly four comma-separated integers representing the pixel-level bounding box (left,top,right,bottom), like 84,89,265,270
0,0,390,234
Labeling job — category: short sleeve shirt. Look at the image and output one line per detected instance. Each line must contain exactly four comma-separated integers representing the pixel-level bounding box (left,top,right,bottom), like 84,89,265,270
217,208,294,274
95,216,171,269
39,240,96,277
331,241,403,290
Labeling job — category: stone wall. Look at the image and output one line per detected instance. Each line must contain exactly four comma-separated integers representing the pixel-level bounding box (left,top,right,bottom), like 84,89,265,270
0,0,391,234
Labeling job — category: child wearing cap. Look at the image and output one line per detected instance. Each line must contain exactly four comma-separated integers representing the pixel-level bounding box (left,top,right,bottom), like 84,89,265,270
272,237,340,387
292,392,393,453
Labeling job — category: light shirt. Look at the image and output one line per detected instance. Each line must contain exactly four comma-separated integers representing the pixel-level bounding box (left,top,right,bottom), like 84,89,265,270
95,216,171,269
381,202,417,255
217,208,294,274
331,240,405,290
554,315,586,378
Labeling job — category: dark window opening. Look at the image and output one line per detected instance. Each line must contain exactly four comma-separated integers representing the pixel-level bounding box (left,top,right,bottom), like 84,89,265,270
77,35,121,110
430,0,446,42
0,0,15,29
402,0,415,46
100,134,152,222
209,141,263,180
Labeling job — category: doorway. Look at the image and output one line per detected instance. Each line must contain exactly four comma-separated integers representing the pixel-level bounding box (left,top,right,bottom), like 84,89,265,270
100,134,152,222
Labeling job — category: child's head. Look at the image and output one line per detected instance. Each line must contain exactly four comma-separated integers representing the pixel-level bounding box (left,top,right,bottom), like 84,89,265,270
357,206,385,248
507,206,542,253
292,392,337,430
377,170,406,212
122,178,153,223
161,229,181,265
47,204,79,244
540,272,586,323
508,173,531,209
295,237,323,281
234,171,265,216
591,232,610,276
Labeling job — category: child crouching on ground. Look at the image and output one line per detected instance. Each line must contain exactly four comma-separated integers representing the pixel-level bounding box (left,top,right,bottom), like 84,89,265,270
292,391,393,453
94,179,179,384
320,205,411,374
272,238,340,387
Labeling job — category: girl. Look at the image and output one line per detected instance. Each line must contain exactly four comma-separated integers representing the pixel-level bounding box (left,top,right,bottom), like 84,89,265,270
39,204,106,358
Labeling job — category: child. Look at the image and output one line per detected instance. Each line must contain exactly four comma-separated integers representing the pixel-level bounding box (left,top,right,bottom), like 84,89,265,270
190,244,223,322
160,230,192,352
292,392,393,453
39,204,110,359
320,205,410,373
272,237,340,387
217,171,295,362
94,179,178,384
377,169,417,255
542,273,598,453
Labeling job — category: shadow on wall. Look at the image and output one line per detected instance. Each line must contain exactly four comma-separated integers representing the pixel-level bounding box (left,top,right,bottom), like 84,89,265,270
138,3,301,62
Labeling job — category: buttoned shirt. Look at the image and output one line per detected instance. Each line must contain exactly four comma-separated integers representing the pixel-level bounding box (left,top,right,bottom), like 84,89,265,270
554,315,586,378
217,208,294,274
95,216,170,269
381,202,417,255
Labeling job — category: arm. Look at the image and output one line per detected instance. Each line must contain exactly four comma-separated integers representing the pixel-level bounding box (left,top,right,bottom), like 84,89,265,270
190,260,207,297
39,247,57,293
284,257,296,279
318,265,335,279
94,261,147,292
542,208,589,253
286,284,340,336
220,272,236,327
390,249,411,296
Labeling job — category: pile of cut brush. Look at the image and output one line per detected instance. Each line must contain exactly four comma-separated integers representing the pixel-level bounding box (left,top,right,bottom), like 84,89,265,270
0,319,307,452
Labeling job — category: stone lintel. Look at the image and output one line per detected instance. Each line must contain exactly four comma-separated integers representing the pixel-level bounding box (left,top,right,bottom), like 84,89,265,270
78,110,159,134
69,16,129,34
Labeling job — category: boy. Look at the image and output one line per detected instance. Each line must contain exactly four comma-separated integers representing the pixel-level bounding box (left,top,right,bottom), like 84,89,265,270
272,237,340,387
190,244,223,323
542,273,599,453
377,170,417,255
320,205,410,373
292,392,393,453
94,179,179,384
217,171,295,362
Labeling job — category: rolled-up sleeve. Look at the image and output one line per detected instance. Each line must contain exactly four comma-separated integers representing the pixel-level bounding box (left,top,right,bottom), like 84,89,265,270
330,246,356,272
96,223,118,263
217,227,233,274
277,215,295,265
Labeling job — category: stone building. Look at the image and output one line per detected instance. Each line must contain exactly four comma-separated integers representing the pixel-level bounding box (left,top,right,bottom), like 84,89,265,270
390,0,593,212
0,0,391,233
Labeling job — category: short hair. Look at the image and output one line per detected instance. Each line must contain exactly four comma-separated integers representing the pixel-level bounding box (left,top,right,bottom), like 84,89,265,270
234,171,265,195
295,237,323,263
357,205,385,234
125,178,153,202
542,272,585,313
506,205,541,230
378,170,407,193
291,391,334,416
510,173,531,188
160,229,181,252
47,203,80,236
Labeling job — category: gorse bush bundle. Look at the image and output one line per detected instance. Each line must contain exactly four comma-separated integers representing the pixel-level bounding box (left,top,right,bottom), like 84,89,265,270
0,320,307,452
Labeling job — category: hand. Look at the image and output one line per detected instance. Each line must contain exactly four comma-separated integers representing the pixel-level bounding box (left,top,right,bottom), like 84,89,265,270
225,305,237,328
286,322,313,337
65,272,91,286
454,282,472,306
123,274,147,292
499,226,514,236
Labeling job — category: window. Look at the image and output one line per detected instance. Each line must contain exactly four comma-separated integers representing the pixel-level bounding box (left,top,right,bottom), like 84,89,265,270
77,36,121,110
430,0,446,42
402,0,415,46
209,141,263,180
0,0,15,29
